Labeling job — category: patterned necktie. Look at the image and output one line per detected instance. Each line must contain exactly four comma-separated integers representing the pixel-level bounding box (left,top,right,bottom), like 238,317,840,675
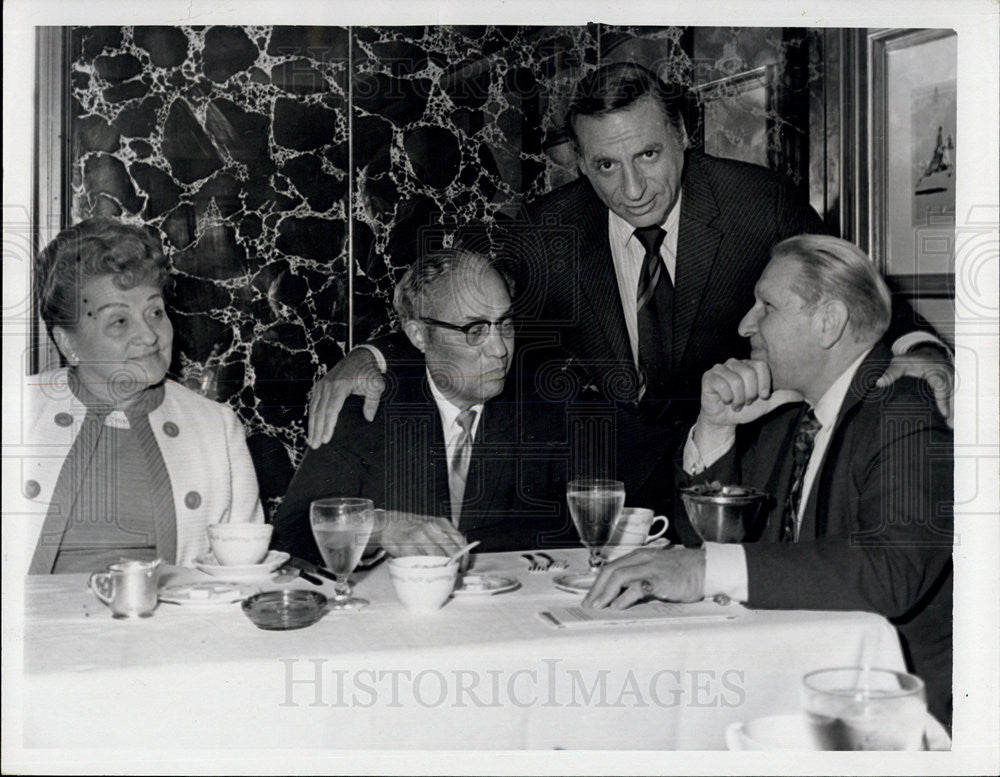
448,408,477,527
634,225,673,401
780,408,822,543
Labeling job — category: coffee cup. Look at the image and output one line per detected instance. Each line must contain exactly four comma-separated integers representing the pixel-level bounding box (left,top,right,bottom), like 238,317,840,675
88,559,163,618
388,556,459,613
606,507,669,559
726,714,825,750
207,523,273,566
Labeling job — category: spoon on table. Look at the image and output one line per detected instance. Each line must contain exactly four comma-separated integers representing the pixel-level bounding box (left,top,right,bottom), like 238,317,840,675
445,540,480,567
407,540,481,568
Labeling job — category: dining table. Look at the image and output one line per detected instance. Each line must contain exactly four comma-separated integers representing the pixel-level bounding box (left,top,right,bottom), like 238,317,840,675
21,549,910,751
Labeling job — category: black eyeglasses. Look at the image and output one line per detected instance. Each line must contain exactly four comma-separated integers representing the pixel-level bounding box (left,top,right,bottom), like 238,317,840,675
420,316,517,346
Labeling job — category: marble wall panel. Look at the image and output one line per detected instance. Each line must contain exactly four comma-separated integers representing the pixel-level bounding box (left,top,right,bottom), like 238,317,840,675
65,24,829,510
349,25,598,344
69,25,350,502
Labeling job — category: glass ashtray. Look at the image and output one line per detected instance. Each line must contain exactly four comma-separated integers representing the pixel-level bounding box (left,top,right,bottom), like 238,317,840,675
241,589,328,631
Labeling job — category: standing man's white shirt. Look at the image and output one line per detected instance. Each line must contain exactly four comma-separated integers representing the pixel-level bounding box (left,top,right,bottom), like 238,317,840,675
608,192,682,369
683,348,873,601
361,192,941,375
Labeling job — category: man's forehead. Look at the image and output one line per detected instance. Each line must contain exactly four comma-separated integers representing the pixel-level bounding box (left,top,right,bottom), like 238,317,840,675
757,256,805,300
575,97,678,149
425,267,510,319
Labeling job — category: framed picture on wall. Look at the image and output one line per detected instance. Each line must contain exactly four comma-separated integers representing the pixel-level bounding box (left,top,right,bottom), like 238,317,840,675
869,28,957,299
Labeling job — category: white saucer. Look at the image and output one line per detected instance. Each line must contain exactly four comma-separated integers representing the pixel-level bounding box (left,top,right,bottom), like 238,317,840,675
553,572,598,594
605,545,644,561
356,548,388,570
453,574,520,596
159,582,260,606
606,537,671,561
193,550,289,581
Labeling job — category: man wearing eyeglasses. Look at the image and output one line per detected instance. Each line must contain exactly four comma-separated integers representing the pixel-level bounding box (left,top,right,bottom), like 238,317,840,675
273,249,579,562
303,63,953,543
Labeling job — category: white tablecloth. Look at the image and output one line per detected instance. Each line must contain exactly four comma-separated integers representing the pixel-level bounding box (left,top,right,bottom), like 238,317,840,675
22,551,907,750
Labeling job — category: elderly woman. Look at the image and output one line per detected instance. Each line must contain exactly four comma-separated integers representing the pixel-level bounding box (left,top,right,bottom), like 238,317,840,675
24,217,263,573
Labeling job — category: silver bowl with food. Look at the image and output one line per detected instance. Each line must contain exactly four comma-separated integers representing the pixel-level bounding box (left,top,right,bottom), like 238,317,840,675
679,483,769,543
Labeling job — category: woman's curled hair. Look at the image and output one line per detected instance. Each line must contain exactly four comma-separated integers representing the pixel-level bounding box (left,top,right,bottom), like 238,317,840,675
35,217,169,335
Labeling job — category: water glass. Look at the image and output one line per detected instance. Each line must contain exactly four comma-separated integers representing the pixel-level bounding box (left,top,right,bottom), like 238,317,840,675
566,478,625,570
309,497,376,609
802,667,927,750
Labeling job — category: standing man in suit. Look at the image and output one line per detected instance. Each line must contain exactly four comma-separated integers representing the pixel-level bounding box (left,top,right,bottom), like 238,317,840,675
492,61,829,515
583,235,953,726
305,62,952,529
274,249,574,563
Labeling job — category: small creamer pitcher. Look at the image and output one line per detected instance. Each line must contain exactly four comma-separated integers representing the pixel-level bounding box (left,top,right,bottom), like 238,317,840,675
88,558,163,618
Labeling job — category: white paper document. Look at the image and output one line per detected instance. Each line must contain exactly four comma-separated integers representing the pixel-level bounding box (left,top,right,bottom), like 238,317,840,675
537,600,745,629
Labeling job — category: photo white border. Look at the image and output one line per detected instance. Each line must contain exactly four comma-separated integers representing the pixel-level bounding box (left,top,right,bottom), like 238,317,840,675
3,1,997,775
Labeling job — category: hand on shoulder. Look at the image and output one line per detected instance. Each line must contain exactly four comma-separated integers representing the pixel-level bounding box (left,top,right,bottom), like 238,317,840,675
306,348,386,449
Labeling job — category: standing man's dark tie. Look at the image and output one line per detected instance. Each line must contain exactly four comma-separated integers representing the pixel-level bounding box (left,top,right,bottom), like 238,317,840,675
634,225,673,401
780,407,822,542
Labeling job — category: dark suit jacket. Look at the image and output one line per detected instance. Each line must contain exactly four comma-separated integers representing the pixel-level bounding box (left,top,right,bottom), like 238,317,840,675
496,151,826,513
504,151,824,404
274,372,578,565
683,344,954,726
375,152,933,523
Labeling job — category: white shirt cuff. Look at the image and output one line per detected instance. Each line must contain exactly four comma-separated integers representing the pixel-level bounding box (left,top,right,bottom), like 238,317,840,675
702,542,749,602
891,331,951,358
682,424,736,475
353,343,387,373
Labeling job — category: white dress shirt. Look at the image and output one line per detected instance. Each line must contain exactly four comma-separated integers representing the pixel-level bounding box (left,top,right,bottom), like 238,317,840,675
607,193,682,368
358,189,943,378
683,349,873,601
426,371,484,476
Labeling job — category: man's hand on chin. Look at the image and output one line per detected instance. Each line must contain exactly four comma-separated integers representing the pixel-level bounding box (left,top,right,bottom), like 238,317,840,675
694,358,803,452
582,546,707,610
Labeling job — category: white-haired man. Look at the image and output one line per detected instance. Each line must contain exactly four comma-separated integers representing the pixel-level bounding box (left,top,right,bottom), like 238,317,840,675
583,235,953,727
274,249,579,560
304,63,953,534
